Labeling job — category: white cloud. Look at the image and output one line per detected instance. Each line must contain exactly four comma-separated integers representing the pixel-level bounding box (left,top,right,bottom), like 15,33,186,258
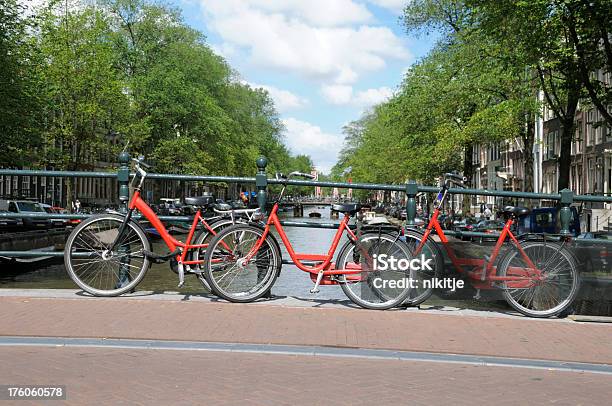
321,85,353,105
195,1,410,84
200,0,373,27
367,0,408,14
282,118,344,173
354,86,394,106
249,82,308,112
321,85,394,108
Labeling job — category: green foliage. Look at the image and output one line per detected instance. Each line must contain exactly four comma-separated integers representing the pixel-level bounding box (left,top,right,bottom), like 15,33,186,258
0,0,309,188
335,26,534,186
0,0,44,166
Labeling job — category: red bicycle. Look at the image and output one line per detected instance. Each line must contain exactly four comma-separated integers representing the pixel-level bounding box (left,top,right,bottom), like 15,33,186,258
401,173,580,317
64,157,254,296
203,172,415,309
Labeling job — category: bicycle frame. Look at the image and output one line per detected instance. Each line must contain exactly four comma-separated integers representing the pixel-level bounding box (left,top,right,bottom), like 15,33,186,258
415,194,541,290
245,202,362,278
128,190,213,266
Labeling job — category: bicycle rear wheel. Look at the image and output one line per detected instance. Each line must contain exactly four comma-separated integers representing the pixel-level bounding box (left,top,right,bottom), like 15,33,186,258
497,240,580,317
64,214,150,296
203,224,281,302
338,232,414,310
400,229,443,306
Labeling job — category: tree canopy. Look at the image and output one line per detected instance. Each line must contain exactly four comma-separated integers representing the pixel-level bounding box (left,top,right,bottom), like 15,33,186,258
334,0,611,192
0,0,310,182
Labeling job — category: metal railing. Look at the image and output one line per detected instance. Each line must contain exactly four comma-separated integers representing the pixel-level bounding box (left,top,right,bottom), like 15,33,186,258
1,152,612,260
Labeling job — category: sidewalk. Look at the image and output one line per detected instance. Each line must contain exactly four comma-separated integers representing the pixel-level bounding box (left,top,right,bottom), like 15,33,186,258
1,289,611,364
1,290,611,405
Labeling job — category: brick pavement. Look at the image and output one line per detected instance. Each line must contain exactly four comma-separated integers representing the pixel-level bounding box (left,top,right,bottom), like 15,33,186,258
0,293,611,364
1,346,611,406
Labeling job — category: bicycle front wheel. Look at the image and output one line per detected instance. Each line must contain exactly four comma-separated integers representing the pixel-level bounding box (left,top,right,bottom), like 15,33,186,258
338,232,414,310
497,241,580,317
64,214,150,296
203,224,281,303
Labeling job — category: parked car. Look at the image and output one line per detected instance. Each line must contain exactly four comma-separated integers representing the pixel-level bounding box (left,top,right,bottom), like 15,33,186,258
0,209,23,231
575,231,612,274
0,200,51,229
40,204,69,228
517,207,580,236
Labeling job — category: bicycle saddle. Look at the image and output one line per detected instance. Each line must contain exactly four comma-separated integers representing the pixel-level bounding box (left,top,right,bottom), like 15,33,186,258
184,194,214,207
501,206,530,217
331,203,361,215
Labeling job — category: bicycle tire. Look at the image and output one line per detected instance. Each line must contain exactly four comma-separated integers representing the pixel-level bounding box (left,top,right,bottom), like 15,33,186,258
496,240,580,318
400,229,444,306
64,214,151,296
192,218,237,291
203,224,281,302
337,232,414,310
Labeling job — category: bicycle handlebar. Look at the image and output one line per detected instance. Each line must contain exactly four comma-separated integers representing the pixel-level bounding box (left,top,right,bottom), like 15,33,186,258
289,171,316,180
276,171,316,181
444,172,467,182
132,156,152,169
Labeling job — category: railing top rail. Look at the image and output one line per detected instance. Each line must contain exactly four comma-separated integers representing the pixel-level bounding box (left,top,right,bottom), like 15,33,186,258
1,161,612,203
0,169,116,178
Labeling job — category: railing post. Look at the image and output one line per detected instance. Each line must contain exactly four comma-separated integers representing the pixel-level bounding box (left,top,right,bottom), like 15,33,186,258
118,151,131,212
256,156,268,211
559,188,573,235
405,180,418,226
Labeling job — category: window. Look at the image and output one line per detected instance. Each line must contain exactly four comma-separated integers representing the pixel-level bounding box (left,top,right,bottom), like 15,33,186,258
22,176,30,196
546,132,555,159
473,145,480,165
575,124,582,154
535,212,553,228
595,111,603,144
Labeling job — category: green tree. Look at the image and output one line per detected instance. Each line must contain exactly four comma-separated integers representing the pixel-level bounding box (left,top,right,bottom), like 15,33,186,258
0,0,43,167
38,1,132,202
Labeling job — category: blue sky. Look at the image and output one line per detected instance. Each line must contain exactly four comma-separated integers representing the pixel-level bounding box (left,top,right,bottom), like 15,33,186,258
174,1,437,173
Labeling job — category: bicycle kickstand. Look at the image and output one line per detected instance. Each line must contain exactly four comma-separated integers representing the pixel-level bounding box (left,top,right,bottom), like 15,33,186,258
310,270,324,294
177,262,185,288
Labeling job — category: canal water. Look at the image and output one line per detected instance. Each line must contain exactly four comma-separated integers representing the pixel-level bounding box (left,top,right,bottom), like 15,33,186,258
0,206,509,311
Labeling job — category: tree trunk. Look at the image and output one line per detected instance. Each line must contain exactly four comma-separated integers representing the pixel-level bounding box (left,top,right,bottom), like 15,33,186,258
523,113,535,193
557,91,579,191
